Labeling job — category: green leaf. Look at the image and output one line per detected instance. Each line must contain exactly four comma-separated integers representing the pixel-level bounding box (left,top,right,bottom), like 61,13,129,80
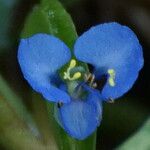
21,0,77,49
117,118,150,150
21,0,95,149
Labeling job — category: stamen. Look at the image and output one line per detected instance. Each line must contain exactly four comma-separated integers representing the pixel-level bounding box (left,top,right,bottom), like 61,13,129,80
84,73,97,88
92,82,97,88
70,72,81,81
63,72,68,79
107,69,116,87
63,59,81,81
84,73,92,81
90,74,95,86
69,59,76,68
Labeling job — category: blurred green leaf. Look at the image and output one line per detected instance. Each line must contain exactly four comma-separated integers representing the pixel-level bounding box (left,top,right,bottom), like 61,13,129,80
0,96,51,150
31,93,58,150
21,0,95,149
117,118,150,150
0,74,50,150
0,0,19,50
0,74,39,135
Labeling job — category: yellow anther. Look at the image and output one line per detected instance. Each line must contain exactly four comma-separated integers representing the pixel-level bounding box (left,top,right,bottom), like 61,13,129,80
63,59,81,81
108,78,115,86
107,69,116,87
108,69,115,76
69,59,76,68
70,72,81,80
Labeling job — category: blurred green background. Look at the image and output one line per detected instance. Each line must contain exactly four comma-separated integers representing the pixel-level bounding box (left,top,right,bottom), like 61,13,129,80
0,0,149,149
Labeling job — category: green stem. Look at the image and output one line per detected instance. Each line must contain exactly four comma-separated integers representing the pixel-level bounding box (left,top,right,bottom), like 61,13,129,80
31,93,58,150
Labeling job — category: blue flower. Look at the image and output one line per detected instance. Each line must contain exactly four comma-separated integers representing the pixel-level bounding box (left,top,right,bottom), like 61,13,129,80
18,22,144,140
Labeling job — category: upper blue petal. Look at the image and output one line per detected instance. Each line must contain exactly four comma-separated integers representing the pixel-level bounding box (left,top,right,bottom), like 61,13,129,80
74,22,144,100
18,33,71,103
58,88,102,140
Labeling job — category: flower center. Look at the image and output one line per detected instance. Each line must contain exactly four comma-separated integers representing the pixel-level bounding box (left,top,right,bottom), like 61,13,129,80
62,59,87,99
62,60,116,101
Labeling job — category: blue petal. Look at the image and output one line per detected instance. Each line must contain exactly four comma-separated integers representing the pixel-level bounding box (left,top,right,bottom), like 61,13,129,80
74,22,144,100
58,89,102,140
18,33,71,103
